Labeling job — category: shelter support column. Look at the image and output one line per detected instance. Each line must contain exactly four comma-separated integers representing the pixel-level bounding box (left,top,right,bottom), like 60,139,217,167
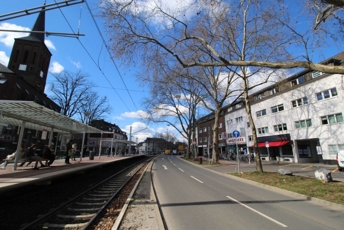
13,121,25,171
293,140,299,163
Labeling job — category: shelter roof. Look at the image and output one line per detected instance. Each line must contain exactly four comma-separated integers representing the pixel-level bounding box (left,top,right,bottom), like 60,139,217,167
0,100,101,134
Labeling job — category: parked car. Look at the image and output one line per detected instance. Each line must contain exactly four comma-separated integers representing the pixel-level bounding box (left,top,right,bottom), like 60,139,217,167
337,150,344,171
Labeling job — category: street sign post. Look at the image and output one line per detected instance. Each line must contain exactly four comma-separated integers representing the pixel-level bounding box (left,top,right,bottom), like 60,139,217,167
232,130,241,173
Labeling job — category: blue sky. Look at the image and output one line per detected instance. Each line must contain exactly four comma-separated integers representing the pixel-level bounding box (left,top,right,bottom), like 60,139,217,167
0,0,172,142
1,1,343,144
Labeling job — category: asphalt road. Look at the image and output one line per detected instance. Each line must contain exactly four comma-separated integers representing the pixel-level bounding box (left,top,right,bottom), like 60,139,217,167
152,155,344,230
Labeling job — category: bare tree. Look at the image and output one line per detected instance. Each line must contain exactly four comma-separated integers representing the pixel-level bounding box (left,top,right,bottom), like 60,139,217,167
142,66,204,159
100,0,344,74
100,0,344,171
77,92,112,123
50,70,111,121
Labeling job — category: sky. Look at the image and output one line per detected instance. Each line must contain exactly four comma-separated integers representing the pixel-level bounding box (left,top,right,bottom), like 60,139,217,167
0,0,174,143
1,1,343,144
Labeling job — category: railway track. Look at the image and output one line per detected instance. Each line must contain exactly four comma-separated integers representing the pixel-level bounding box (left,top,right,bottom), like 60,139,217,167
20,159,149,230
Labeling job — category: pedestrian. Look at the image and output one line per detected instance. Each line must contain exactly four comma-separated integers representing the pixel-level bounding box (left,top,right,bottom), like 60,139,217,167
1,143,25,169
106,147,110,157
65,140,73,164
71,143,77,161
43,145,56,166
25,144,45,169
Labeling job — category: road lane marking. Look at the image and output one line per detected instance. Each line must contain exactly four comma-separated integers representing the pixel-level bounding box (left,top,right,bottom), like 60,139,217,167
163,165,168,170
178,168,184,172
302,165,313,170
190,176,203,183
226,196,287,228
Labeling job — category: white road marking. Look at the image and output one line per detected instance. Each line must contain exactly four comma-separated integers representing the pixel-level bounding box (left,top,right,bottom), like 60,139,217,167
190,176,203,183
178,168,184,172
226,195,288,228
163,165,168,170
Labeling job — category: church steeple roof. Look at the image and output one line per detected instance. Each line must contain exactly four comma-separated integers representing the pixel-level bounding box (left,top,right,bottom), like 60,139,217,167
30,7,45,42
18,7,45,42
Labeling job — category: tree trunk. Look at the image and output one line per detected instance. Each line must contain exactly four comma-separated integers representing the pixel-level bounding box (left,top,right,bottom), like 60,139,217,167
212,108,220,163
243,82,263,172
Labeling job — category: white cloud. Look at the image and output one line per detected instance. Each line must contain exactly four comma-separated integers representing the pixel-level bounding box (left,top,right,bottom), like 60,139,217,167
122,121,154,143
49,61,64,74
44,40,56,50
122,110,151,119
122,0,224,28
71,60,82,69
0,22,30,48
0,51,9,66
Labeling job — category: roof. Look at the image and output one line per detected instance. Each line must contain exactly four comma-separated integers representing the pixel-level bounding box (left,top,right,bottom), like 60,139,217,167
0,100,101,134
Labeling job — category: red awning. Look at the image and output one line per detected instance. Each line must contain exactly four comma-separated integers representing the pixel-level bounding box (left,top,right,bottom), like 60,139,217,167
252,140,290,148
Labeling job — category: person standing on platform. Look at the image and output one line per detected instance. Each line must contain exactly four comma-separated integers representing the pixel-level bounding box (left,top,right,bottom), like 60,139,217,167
71,143,77,161
65,140,73,164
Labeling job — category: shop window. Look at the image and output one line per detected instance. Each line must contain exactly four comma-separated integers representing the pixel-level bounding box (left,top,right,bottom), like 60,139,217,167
298,145,311,158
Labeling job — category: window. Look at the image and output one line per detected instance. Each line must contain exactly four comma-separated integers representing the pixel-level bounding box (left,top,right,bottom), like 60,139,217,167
247,122,250,128
292,97,308,107
257,127,269,134
203,127,207,132
19,64,27,71
256,109,267,117
328,145,337,155
271,104,284,113
269,87,279,95
227,119,233,125
219,123,222,128
295,119,312,129
316,88,338,101
291,75,305,86
235,116,243,123
235,103,243,109
228,107,233,112
248,135,253,141
312,71,324,78
200,138,202,143
255,93,264,101
273,123,287,132
218,134,222,140
199,129,202,133
321,113,343,125
203,137,207,142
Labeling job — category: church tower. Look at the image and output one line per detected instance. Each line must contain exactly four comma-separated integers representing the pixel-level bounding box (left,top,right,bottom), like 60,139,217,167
7,8,51,94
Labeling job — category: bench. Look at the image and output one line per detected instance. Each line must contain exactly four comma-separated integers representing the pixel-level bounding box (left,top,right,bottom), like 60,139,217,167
1,157,49,170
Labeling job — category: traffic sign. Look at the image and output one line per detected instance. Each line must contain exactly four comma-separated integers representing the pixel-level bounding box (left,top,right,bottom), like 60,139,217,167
232,130,240,138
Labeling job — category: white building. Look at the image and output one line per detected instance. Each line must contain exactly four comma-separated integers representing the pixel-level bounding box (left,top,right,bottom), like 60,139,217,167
224,52,344,164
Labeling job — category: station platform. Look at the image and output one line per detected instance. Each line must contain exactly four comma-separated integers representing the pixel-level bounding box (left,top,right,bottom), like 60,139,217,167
0,155,134,193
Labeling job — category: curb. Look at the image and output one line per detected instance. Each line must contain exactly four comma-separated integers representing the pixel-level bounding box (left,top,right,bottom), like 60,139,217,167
112,160,152,230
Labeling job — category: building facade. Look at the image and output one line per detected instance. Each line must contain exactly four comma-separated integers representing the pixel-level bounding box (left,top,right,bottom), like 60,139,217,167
222,52,344,164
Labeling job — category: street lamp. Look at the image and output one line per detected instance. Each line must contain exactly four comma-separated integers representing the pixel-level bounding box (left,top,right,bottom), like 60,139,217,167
80,111,90,162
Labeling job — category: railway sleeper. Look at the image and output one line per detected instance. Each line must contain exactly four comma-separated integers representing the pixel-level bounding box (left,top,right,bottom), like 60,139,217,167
88,193,112,197
57,213,95,219
83,197,108,201
68,207,100,212
76,201,105,206
43,222,87,229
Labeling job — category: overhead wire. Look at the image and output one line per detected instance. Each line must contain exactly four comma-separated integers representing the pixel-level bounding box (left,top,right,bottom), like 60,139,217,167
83,0,139,111
53,0,137,111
